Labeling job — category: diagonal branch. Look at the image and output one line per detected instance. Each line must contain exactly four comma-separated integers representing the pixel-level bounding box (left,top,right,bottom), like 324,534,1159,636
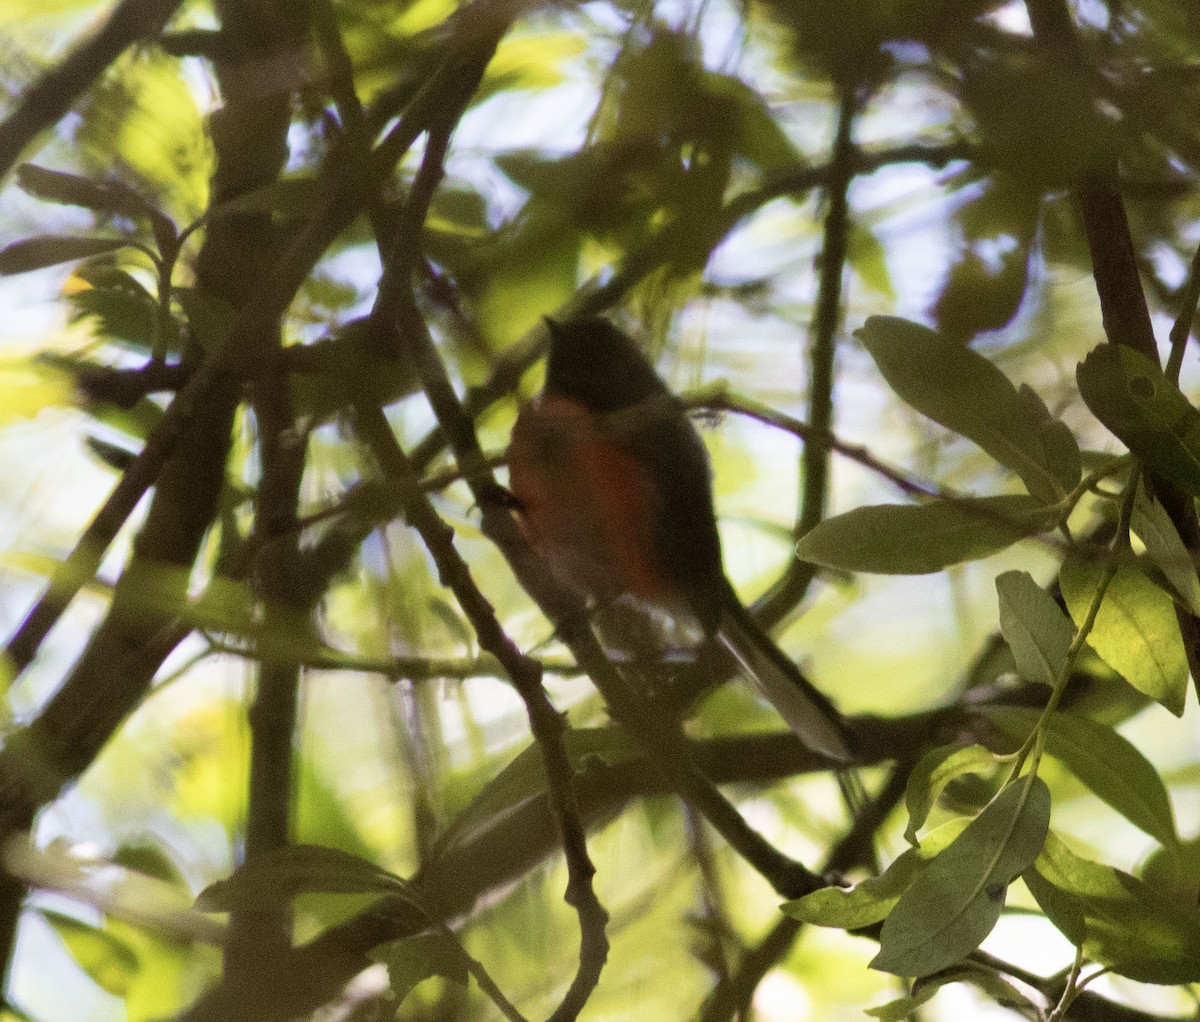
0,0,184,178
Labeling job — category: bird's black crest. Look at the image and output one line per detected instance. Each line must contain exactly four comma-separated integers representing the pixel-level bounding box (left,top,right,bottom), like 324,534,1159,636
543,317,667,412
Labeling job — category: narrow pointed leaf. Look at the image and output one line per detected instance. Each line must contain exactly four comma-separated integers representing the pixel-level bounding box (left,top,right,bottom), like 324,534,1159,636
196,844,407,912
995,570,1075,687
41,910,139,996
1025,831,1200,984
1132,492,1200,616
0,235,130,275
982,706,1177,847
1059,556,1188,716
871,776,1050,977
1017,383,1082,492
17,164,156,222
858,317,1067,500
796,496,1057,575
1077,343,1200,497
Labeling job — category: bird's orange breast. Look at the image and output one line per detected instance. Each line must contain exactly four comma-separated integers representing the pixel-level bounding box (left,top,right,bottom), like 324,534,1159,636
508,395,672,609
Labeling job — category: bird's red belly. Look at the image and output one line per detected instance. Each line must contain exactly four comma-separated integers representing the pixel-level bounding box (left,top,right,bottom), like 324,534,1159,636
509,396,672,608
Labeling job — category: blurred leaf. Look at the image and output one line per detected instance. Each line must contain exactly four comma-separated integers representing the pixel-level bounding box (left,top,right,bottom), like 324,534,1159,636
76,51,211,217
40,910,140,996
372,933,468,1005
903,744,998,845
0,235,131,275
1059,556,1188,716
982,706,1177,847
481,30,586,96
433,727,638,858
872,776,1050,977
847,222,895,300
995,569,1075,687
0,357,72,422
66,264,163,352
795,495,1057,574
1132,490,1200,615
17,164,175,245
865,987,936,1020
1025,831,1200,984
1077,343,1200,498
18,164,152,220
196,845,407,912
858,316,1073,500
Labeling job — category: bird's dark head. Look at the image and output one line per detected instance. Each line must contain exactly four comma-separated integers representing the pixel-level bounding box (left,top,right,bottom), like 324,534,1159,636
543,317,668,412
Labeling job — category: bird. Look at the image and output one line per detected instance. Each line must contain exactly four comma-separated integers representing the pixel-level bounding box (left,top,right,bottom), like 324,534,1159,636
507,316,852,761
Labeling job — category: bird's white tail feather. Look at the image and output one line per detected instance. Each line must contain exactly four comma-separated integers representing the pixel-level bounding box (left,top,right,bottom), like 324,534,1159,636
717,610,851,762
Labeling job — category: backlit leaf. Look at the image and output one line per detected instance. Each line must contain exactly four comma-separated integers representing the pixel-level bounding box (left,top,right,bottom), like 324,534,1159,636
1025,831,1200,984
795,495,1057,574
1059,556,1188,716
41,910,139,996
982,706,1177,847
903,744,998,845
1132,491,1200,616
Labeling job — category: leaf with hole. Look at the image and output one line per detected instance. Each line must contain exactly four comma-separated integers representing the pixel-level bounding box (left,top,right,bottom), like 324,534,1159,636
871,776,1050,977
1077,343,1200,498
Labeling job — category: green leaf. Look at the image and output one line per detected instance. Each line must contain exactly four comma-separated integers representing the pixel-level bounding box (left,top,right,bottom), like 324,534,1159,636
372,934,468,1005
196,845,406,912
1017,384,1082,493
0,235,131,275
41,910,140,996
1059,556,1188,716
865,987,936,1020
858,316,1071,501
1077,343,1200,498
795,495,1057,574
871,776,1050,977
784,818,972,929
903,744,998,845
995,570,1075,687
432,727,639,858
1025,831,1200,984
846,223,895,300
982,706,1177,847
1132,491,1200,616
16,165,174,247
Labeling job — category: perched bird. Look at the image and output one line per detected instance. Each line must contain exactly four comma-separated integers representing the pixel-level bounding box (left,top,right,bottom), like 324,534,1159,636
508,316,852,761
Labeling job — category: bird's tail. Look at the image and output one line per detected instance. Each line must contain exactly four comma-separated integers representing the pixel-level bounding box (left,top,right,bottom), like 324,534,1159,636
716,600,853,763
